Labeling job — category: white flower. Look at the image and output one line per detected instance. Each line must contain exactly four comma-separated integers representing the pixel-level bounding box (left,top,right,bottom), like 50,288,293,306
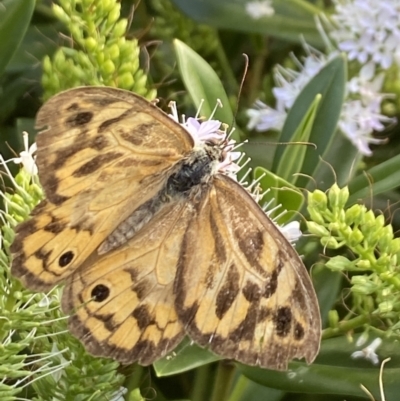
280,221,302,244
168,101,242,177
246,0,275,19
273,49,329,110
185,118,223,144
246,100,286,131
330,0,400,69
351,337,382,365
339,99,393,156
246,47,329,132
11,131,38,175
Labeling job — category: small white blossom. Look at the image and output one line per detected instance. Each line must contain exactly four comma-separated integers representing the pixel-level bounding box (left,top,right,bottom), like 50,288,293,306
351,337,382,365
330,0,400,69
185,118,223,144
11,131,38,175
280,221,302,244
245,0,275,19
339,99,393,156
246,100,286,132
273,50,329,110
247,47,329,132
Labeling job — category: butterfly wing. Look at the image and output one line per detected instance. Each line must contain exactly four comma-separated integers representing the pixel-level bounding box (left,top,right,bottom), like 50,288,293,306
11,87,194,291
61,197,195,365
175,175,321,370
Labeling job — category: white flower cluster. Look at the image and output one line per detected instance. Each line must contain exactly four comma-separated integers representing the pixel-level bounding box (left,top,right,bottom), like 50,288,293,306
247,48,328,132
246,0,398,156
330,0,400,69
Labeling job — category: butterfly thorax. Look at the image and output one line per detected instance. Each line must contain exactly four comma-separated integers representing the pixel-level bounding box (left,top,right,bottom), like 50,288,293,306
98,143,222,254
166,144,221,196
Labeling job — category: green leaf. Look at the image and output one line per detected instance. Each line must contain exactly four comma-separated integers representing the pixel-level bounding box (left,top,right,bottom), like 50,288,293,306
0,0,35,77
171,0,323,46
240,335,399,399
173,39,237,138
153,338,221,377
312,266,342,326
229,375,284,401
273,55,347,189
275,94,321,184
6,25,59,74
347,153,400,204
254,167,304,224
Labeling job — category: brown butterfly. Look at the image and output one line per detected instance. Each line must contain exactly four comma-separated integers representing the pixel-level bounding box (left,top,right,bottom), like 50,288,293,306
11,86,321,370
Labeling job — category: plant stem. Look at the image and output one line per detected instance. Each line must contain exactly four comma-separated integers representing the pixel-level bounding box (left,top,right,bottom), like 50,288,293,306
210,361,236,401
322,314,373,339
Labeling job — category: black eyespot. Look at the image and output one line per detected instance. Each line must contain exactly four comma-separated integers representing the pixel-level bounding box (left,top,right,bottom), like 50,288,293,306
59,251,74,267
91,284,110,302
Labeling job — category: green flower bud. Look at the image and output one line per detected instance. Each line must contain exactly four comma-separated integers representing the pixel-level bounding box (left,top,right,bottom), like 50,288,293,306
362,210,376,227
351,275,379,295
118,72,134,89
356,259,371,270
389,238,400,255
52,4,70,25
102,59,116,75
345,204,362,225
307,221,330,237
321,236,342,249
378,301,393,314
107,4,122,27
308,208,325,225
328,310,339,328
326,255,354,271
348,227,364,247
107,43,120,60
308,190,327,211
328,183,341,208
338,186,349,209
113,19,128,38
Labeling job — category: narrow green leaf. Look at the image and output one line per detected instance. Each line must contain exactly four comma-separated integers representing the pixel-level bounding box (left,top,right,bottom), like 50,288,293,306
173,39,237,138
348,153,400,204
0,0,35,76
273,55,347,189
240,335,399,399
275,94,321,184
171,0,323,46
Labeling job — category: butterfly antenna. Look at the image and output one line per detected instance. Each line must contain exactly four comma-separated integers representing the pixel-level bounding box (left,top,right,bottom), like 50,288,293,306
231,53,249,127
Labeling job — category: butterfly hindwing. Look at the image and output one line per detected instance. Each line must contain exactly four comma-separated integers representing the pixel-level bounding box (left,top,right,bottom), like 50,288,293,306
62,197,195,365
11,87,194,291
175,175,321,370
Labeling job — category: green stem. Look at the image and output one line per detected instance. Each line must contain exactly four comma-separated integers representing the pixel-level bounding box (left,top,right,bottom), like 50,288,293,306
322,314,373,339
210,361,236,401
123,364,144,398
191,364,212,401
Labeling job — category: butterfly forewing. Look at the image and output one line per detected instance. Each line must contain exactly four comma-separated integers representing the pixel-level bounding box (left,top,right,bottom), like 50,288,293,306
175,175,321,370
11,87,194,291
